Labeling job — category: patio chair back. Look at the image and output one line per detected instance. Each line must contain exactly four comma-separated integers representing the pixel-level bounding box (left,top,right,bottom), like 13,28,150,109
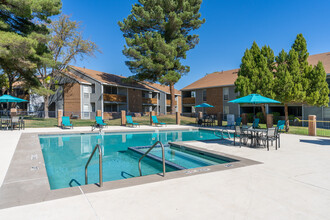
126,115,134,124
235,117,242,126
235,126,241,135
12,116,19,123
62,116,71,125
95,116,103,124
277,120,285,130
267,128,276,138
252,118,260,128
227,114,235,126
152,115,159,124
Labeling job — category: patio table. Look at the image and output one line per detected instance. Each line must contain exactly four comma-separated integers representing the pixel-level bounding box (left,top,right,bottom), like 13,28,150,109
242,128,267,147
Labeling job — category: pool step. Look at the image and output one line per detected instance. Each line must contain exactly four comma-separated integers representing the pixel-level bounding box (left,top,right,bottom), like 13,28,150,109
128,147,186,170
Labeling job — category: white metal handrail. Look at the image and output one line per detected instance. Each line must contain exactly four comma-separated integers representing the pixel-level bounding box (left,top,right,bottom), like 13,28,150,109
85,144,103,187
138,141,166,177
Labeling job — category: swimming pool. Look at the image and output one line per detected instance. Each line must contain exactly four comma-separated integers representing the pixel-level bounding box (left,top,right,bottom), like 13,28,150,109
39,129,234,189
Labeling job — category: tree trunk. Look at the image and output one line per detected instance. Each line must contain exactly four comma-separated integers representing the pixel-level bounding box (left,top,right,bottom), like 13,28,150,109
44,95,49,118
260,104,267,123
284,103,289,132
169,82,176,114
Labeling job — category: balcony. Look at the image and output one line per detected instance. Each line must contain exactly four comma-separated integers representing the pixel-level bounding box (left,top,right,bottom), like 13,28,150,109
143,98,157,105
166,99,178,106
182,97,195,105
103,94,127,103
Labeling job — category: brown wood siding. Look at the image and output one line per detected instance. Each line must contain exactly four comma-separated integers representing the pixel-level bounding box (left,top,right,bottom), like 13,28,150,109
128,88,142,112
63,83,81,117
206,87,223,114
104,94,127,102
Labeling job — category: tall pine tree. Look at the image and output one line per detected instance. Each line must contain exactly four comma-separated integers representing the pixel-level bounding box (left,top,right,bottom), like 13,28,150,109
119,0,205,113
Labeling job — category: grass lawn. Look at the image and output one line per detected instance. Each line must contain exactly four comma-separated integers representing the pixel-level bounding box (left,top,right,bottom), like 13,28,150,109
24,115,196,128
24,116,330,137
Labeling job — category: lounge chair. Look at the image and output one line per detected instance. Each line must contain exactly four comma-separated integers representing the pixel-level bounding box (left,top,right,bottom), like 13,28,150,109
276,120,285,131
92,116,107,130
252,118,260,128
152,115,166,127
223,116,241,129
61,116,73,129
126,115,140,127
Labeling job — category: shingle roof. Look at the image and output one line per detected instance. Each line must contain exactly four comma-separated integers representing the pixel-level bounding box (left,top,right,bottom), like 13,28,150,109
70,66,180,94
63,70,91,85
181,52,330,91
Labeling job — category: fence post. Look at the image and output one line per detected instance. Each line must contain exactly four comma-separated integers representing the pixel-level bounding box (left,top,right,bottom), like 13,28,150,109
308,115,317,136
217,112,223,126
96,110,102,117
241,113,248,125
176,112,180,125
150,111,155,126
267,114,273,128
121,110,126,126
10,108,17,117
57,109,63,127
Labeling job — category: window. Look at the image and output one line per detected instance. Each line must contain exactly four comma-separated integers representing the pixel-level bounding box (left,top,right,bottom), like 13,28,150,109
91,84,95,93
91,103,95,112
104,104,117,112
105,86,117,94
223,87,229,100
191,91,196,98
202,89,207,102
224,105,230,114
83,86,90,99
324,107,330,119
83,104,90,118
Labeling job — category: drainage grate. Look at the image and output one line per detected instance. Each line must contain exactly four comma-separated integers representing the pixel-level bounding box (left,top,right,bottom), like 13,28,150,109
31,166,39,171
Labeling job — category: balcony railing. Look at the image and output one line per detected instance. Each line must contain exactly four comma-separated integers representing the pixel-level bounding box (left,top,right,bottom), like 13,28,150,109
143,98,157,105
166,99,178,105
182,97,195,105
103,94,127,103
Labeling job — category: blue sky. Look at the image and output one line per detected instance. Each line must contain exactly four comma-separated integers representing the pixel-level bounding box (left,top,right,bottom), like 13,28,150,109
61,0,330,89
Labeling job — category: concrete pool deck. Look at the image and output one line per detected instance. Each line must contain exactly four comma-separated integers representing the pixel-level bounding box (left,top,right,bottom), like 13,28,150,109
0,125,330,219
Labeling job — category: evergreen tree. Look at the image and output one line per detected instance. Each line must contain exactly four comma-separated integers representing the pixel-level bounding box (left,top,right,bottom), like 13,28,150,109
235,41,275,120
119,0,205,113
0,0,62,95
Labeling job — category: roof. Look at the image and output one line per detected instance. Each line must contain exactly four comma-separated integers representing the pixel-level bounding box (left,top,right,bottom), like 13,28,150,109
181,69,239,91
182,52,330,91
70,66,180,94
63,70,91,85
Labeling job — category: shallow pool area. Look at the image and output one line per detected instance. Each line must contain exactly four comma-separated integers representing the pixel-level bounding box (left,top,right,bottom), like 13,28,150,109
39,129,234,190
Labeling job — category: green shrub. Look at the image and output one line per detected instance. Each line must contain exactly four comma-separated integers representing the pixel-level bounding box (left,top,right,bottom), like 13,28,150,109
247,113,254,123
272,112,280,123
256,112,265,123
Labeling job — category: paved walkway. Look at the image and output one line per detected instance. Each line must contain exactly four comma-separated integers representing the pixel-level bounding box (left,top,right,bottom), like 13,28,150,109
0,126,329,219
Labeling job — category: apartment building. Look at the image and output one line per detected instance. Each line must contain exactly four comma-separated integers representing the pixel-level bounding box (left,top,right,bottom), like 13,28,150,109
181,52,330,121
46,66,181,119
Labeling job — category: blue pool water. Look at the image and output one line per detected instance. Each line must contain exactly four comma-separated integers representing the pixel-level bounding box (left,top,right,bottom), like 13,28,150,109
39,129,232,189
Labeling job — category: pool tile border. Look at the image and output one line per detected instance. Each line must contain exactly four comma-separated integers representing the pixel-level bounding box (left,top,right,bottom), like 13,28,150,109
0,128,261,209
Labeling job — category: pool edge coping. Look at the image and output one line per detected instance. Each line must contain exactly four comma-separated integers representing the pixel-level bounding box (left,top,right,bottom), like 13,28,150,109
0,128,261,210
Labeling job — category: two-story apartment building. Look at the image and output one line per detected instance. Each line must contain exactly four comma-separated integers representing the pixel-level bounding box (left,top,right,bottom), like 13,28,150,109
47,66,181,119
181,52,330,121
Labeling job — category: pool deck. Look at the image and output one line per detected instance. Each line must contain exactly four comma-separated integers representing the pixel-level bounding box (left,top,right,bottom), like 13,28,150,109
0,125,330,219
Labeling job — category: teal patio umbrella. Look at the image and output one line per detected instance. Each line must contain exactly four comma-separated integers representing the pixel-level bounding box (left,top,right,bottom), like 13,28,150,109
195,103,214,115
228,94,280,116
0,94,28,103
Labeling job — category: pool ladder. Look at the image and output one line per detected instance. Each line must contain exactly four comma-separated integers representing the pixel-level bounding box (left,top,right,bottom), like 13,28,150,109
85,144,103,187
138,141,166,177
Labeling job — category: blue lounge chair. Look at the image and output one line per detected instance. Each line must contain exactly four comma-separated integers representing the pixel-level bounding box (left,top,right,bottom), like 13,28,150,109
152,115,166,127
235,117,242,127
276,120,285,131
92,116,107,130
126,115,140,127
252,118,260,128
61,116,73,129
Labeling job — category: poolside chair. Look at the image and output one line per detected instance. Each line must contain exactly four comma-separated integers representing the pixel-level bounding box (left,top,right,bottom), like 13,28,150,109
252,118,260,128
152,115,166,127
233,126,249,147
257,128,277,151
126,115,140,127
276,120,285,131
61,116,73,129
92,116,107,130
